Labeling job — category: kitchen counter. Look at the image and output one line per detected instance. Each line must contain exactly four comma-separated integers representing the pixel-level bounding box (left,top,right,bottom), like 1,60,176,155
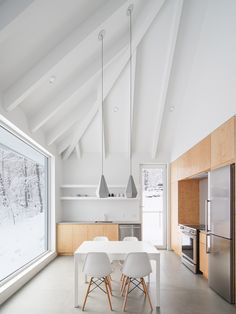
57,221,141,225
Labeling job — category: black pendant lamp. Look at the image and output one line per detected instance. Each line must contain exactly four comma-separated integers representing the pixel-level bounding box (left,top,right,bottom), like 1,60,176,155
126,4,137,198
97,30,109,198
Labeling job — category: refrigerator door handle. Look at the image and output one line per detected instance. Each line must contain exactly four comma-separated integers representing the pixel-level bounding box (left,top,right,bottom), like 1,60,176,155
205,200,211,233
206,233,211,254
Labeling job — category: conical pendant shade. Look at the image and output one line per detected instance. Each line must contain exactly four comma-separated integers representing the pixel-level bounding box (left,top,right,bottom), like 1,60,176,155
125,174,137,198
97,174,109,198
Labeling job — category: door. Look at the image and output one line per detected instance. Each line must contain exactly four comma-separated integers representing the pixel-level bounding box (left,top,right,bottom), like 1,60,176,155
210,165,233,238
208,235,233,303
140,164,167,248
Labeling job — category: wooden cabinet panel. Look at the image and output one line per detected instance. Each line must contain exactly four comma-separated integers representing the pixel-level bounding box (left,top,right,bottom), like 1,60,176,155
199,232,208,278
178,136,211,180
211,117,235,169
57,224,119,255
178,179,199,225
57,224,73,255
103,224,118,240
87,225,104,240
171,181,181,255
72,225,87,252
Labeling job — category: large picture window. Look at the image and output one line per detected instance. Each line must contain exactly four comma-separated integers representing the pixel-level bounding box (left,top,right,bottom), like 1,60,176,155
0,125,49,283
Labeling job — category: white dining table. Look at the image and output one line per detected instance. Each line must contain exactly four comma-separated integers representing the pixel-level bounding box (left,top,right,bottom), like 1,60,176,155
74,241,160,309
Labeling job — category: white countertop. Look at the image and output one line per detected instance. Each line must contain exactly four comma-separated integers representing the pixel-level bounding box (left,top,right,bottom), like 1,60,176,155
57,221,141,225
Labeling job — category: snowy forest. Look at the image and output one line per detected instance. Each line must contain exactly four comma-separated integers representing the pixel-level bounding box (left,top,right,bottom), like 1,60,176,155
0,139,47,281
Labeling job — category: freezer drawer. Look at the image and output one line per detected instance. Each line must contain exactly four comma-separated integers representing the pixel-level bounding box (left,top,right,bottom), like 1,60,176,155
208,235,235,303
119,224,141,241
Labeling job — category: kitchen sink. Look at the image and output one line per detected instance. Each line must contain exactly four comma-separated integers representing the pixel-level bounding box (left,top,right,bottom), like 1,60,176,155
94,221,113,223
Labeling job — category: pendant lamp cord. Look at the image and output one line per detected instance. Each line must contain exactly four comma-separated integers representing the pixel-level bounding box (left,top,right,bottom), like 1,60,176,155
101,33,104,175
129,8,132,175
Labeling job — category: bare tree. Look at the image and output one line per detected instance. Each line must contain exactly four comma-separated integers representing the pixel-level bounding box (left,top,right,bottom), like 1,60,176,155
36,163,43,213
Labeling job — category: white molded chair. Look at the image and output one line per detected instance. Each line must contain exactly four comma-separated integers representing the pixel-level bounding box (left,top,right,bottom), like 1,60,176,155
123,236,138,241
93,236,109,241
121,252,153,312
120,236,139,280
82,252,113,311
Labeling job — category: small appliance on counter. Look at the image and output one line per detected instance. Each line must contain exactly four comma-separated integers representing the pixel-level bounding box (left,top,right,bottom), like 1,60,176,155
179,224,205,274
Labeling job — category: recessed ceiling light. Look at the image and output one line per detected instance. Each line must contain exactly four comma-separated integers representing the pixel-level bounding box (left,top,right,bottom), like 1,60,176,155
49,75,56,84
113,106,119,112
170,106,175,112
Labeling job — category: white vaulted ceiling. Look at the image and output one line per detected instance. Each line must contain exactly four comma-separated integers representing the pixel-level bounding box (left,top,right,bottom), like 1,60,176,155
0,0,184,160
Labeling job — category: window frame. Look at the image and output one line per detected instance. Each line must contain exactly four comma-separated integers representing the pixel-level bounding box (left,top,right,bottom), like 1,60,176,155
0,116,54,286
140,163,167,249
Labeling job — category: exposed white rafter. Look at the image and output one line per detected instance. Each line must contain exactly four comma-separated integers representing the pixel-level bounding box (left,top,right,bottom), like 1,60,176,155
19,0,165,136
58,101,98,156
75,142,82,159
60,101,98,160
46,92,96,145
57,47,132,159
0,0,34,43
151,0,183,159
3,0,128,111
29,46,125,133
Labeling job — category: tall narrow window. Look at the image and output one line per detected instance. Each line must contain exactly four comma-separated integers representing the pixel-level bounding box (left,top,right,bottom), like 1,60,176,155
141,164,167,248
0,125,49,283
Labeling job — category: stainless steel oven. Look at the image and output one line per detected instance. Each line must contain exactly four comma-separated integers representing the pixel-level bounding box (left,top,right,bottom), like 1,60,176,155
179,224,199,273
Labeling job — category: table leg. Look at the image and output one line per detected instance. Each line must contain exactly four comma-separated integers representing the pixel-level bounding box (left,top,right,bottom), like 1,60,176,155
155,255,160,308
74,255,79,308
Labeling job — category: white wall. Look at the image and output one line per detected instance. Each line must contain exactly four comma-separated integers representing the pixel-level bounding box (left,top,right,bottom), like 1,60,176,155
158,0,236,161
61,152,166,222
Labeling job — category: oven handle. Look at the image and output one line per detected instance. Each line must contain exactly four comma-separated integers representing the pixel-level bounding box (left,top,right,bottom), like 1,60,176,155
181,231,196,237
206,233,211,254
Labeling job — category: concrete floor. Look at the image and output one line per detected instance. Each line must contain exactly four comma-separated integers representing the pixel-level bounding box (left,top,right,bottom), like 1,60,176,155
0,251,235,314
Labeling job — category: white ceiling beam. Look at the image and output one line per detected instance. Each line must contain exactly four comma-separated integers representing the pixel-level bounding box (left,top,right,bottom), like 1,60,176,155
151,0,184,159
46,92,96,145
57,48,132,158
0,0,34,43
61,102,98,159
30,46,125,133
29,0,165,133
62,146,73,161
75,142,82,159
59,0,166,159
3,0,128,111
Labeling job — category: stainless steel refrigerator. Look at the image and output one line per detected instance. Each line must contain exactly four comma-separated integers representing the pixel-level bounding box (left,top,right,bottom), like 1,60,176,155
207,164,235,303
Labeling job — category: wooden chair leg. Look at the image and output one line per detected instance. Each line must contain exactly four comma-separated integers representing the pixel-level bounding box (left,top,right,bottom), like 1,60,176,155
141,278,147,295
120,275,125,292
120,273,124,281
142,278,153,312
82,277,93,311
104,278,113,311
121,276,128,296
122,278,131,312
105,276,112,296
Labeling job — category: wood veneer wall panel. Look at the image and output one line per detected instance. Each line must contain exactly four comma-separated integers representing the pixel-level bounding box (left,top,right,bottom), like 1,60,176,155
211,117,235,169
178,179,200,225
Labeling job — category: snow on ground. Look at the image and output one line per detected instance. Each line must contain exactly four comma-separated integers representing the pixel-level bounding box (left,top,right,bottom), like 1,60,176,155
0,213,46,281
